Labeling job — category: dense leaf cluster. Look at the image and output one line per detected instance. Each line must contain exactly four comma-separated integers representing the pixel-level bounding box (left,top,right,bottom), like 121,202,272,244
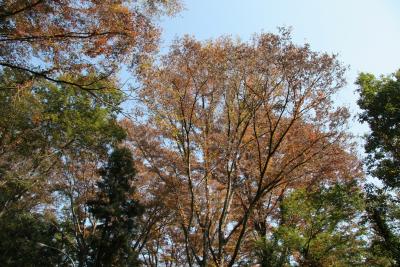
357,71,400,265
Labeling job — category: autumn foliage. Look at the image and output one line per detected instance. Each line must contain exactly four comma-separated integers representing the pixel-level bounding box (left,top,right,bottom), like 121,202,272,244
0,0,181,90
2,1,393,265
122,30,362,266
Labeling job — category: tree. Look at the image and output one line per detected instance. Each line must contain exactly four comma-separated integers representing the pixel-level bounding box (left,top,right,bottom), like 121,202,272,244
123,29,361,266
254,181,369,267
0,69,125,218
0,212,64,266
0,70,127,266
87,147,144,266
0,0,181,91
0,1,182,265
357,70,400,265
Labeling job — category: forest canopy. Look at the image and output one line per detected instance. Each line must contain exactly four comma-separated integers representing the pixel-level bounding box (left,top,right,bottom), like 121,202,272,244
0,1,399,266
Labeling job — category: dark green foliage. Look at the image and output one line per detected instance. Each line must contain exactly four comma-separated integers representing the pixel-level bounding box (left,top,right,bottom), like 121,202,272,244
88,148,144,266
357,70,400,265
0,69,126,216
255,182,369,266
0,69,129,266
254,237,289,267
0,212,64,267
357,71,400,188
365,185,399,266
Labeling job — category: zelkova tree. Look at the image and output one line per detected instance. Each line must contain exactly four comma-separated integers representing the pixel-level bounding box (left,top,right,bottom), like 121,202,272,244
122,30,361,266
0,0,181,91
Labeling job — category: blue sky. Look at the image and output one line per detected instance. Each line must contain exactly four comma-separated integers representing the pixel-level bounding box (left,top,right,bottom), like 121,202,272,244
159,0,400,137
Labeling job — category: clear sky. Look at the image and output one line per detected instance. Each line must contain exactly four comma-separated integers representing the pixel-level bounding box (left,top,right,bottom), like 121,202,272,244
158,0,400,138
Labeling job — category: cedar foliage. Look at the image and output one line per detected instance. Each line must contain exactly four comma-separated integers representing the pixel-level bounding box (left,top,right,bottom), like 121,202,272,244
88,148,144,266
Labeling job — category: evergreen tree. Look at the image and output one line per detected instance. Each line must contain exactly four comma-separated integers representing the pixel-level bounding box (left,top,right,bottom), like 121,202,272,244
88,148,144,266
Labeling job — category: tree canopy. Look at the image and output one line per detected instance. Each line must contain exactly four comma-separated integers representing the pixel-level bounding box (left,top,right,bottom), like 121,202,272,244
0,0,181,91
122,30,362,266
255,181,371,266
357,71,400,265
1,1,397,265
